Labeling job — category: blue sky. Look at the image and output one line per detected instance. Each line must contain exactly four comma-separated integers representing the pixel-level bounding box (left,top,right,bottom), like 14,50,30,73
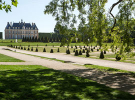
0,0,118,36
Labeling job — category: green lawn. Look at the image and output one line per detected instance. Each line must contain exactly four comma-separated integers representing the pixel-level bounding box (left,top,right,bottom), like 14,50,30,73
0,53,24,62
0,65,134,100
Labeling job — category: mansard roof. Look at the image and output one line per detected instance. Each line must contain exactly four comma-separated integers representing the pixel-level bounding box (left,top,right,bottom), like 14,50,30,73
5,20,38,30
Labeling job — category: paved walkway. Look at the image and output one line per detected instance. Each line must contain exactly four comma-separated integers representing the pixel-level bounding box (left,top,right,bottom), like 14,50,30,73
0,46,135,95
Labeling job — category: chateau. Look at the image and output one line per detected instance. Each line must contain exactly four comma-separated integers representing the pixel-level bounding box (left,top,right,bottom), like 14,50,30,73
5,20,38,39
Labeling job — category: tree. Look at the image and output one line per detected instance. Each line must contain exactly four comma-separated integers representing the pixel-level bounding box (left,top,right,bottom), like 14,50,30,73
0,0,18,12
44,0,135,58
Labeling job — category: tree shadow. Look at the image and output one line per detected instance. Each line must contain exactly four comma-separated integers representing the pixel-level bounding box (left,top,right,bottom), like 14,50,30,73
0,68,135,100
62,68,135,95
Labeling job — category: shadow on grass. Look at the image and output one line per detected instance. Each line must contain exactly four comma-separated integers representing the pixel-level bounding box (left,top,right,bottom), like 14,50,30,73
0,68,135,100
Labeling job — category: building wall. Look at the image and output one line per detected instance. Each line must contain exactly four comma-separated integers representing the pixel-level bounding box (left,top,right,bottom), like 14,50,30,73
5,29,38,39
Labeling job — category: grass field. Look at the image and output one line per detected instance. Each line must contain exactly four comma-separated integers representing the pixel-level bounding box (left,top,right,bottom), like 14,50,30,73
0,53,24,62
0,65,135,100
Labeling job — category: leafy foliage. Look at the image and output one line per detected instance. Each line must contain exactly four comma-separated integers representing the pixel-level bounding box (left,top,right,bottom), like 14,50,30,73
0,0,18,12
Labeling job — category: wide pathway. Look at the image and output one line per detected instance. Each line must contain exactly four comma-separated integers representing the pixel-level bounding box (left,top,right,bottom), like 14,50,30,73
3,46,135,72
0,46,135,95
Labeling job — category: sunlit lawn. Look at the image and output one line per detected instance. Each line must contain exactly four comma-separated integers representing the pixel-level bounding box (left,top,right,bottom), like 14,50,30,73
0,65,135,100
0,53,24,62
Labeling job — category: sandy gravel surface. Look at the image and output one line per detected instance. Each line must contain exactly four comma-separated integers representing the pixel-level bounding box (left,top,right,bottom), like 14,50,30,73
0,46,135,95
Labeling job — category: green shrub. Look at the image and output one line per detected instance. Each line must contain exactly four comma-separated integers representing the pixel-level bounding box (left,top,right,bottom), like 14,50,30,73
16,46,17,49
73,48,75,52
104,50,106,54
97,48,99,51
83,49,85,53
21,47,23,50
43,48,46,52
74,50,79,56
50,49,53,53
116,52,121,61
79,50,82,55
35,48,38,52
57,48,60,52
91,48,93,52
86,50,90,57
100,51,104,59
27,47,29,50
31,47,33,51
66,48,70,54
24,47,26,50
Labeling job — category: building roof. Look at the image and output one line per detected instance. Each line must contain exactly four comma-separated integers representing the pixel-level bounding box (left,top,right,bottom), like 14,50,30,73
5,20,38,30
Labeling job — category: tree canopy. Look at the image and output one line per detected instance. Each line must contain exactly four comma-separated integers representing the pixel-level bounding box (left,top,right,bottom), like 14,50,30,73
0,0,18,12
44,0,135,57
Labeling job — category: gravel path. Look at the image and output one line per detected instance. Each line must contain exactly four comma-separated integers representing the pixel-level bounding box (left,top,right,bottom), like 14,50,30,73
4,46,135,72
0,46,135,95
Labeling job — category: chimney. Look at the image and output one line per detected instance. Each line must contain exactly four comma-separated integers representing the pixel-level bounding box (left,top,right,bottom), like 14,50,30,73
10,22,12,26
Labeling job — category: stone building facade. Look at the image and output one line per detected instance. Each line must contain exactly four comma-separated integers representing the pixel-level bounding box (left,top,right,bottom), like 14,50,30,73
5,20,38,39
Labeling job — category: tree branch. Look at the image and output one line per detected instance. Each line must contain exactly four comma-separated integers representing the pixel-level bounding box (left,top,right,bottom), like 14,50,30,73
109,0,123,32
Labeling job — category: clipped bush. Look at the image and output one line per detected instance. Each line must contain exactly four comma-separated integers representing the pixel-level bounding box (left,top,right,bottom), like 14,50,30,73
91,48,93,52
100,51,104,59
93,47,95,49
21,47,23,49
45,44,47,46
71,45,73,48
82,49,85,53
97,48,99,51
43,48,46,52
57,48,60,52
79,50,82,55
24,47,26,50
16,46,17,49
35,48,38,52
116,52,121,61
84,45,85,48
104,50,106,54
85,48,87,50
50,49,53,53
18,46,20,49
27,47,30,51
31,47,33,51
73,48,75,52
86,50,90,57
66,48,70,54
74,50,79,56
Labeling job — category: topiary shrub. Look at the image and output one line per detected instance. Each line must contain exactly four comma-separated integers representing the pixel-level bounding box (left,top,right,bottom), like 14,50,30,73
86,50,90,57
82,49,85,53
76,46,77,49
16,46,17,49
18,46,20,49
57,48,60,52
43,48,46,52
66,48,70,54
35,48,38,52
104,50,106,54
116,52,121,61
24,47,26,50
74,50,79,56
85,48,87,50
21,47,23,50
100,51,104,59
84,45,85,48
79,50,82,55
97,48,99,51
73,48,75,52
50,49,53,53
91,48,93,52
71,45,73,48
27,48,30,51
46,44,47,46
31,47,33,51
93,47,95,49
